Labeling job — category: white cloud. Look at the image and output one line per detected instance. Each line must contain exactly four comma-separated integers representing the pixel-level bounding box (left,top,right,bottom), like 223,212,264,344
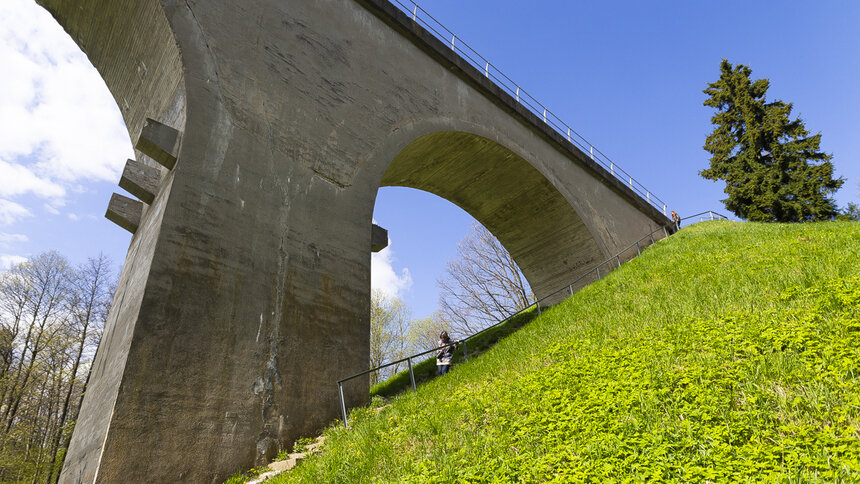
0,0,133,222
0,232,28,245
0,254,28,270
0,199,32,225
371,239,412,299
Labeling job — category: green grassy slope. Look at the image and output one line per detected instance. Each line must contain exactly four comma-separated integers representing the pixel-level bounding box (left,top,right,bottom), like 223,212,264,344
280,221,860,483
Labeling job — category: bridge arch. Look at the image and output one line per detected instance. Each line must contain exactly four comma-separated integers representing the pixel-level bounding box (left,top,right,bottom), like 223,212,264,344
368,127,605,301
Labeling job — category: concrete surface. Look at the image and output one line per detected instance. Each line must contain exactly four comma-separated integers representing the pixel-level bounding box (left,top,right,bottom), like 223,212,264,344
34,0,671,482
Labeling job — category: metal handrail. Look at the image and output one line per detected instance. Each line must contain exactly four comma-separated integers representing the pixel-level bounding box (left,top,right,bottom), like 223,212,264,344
680,210,729,223
338,215,730,425
386,0,669,216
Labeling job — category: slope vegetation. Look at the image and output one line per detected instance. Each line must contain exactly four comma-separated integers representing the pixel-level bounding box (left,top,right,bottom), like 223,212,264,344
279,220,860,482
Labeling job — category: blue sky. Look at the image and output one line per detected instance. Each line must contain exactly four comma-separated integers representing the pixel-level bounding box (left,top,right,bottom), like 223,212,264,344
1,0,858,320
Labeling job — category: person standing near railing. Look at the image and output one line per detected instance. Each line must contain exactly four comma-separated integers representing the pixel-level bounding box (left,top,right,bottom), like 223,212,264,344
436,331,458,376
671,210,681,231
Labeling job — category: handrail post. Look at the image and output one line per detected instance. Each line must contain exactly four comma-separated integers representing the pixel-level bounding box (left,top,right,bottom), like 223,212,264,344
462,339,468,362
569,284,573,296
616,255,621,268
663,226,668,239
636,240,641,255
536,301,541,315
710,211,714,221
407,357,416,392
412,5,417,20
338,382,348,427
650,232,655,245
595,267,600,280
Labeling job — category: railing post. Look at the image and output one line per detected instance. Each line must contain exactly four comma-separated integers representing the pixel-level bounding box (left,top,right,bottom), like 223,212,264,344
629,176,633,188
338,382,348,427
663,204,667,215
566,127,571,142
635,240,641,255
462,339,468,362
590,146,594,160
610,162,614,175
484,62,489,77
710,211,714,221
536,301,541,315
595,267,600,280
451,35,455,50
542,108,547,123
617,255,621,268
569,284,573,296
407,357,417,392
650,232,655,245
515,86,519,102
412,5,417,20
663,226,669,239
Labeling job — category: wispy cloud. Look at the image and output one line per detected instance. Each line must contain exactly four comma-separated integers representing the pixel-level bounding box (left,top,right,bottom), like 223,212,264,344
0,199,32,225
0,232,28,245
371,236,412,299
0,0,133,225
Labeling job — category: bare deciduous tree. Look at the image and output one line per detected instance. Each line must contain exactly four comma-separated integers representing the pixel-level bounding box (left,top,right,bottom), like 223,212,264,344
368,290,410,385
405,311,450,357
437,224,531,334
0,252,114,483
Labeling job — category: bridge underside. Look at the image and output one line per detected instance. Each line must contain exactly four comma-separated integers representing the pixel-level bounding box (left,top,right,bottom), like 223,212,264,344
383,131,604,300
34,0,670,482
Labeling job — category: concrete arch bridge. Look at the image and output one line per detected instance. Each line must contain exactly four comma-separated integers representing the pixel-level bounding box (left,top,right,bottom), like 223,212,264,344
35,0,670,481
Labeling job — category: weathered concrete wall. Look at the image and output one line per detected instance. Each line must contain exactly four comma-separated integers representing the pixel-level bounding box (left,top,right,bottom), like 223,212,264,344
38,0,671,482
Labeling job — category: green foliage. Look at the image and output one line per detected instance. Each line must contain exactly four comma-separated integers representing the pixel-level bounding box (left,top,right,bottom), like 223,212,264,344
272,221,860,482
224,465,270,484
702,59,844,222
836,202,860,222
292,437,317,455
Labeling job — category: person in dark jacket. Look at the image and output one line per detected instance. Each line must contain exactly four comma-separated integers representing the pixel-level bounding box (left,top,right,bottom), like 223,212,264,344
435,331,457,376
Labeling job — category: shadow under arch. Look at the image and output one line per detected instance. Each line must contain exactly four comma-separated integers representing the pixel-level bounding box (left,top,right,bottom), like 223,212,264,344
378,130,605,302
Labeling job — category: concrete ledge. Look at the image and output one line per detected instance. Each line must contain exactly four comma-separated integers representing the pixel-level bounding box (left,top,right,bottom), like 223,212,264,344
371,224,388,252
135,118,181,170
105,193,143,233
119,159,161,204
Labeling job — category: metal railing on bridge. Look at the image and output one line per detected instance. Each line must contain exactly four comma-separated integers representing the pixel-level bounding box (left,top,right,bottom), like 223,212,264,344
388,0,669,216
336,212,729,426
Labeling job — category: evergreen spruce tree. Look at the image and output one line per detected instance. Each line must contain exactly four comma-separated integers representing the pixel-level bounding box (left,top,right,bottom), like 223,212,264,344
702,59,843,221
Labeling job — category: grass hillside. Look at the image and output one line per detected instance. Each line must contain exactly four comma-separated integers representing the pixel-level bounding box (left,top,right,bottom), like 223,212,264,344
278,221,860,482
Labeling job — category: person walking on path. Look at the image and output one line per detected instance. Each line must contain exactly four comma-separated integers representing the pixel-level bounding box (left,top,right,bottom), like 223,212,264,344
436,331,458,376
671,210,681,231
